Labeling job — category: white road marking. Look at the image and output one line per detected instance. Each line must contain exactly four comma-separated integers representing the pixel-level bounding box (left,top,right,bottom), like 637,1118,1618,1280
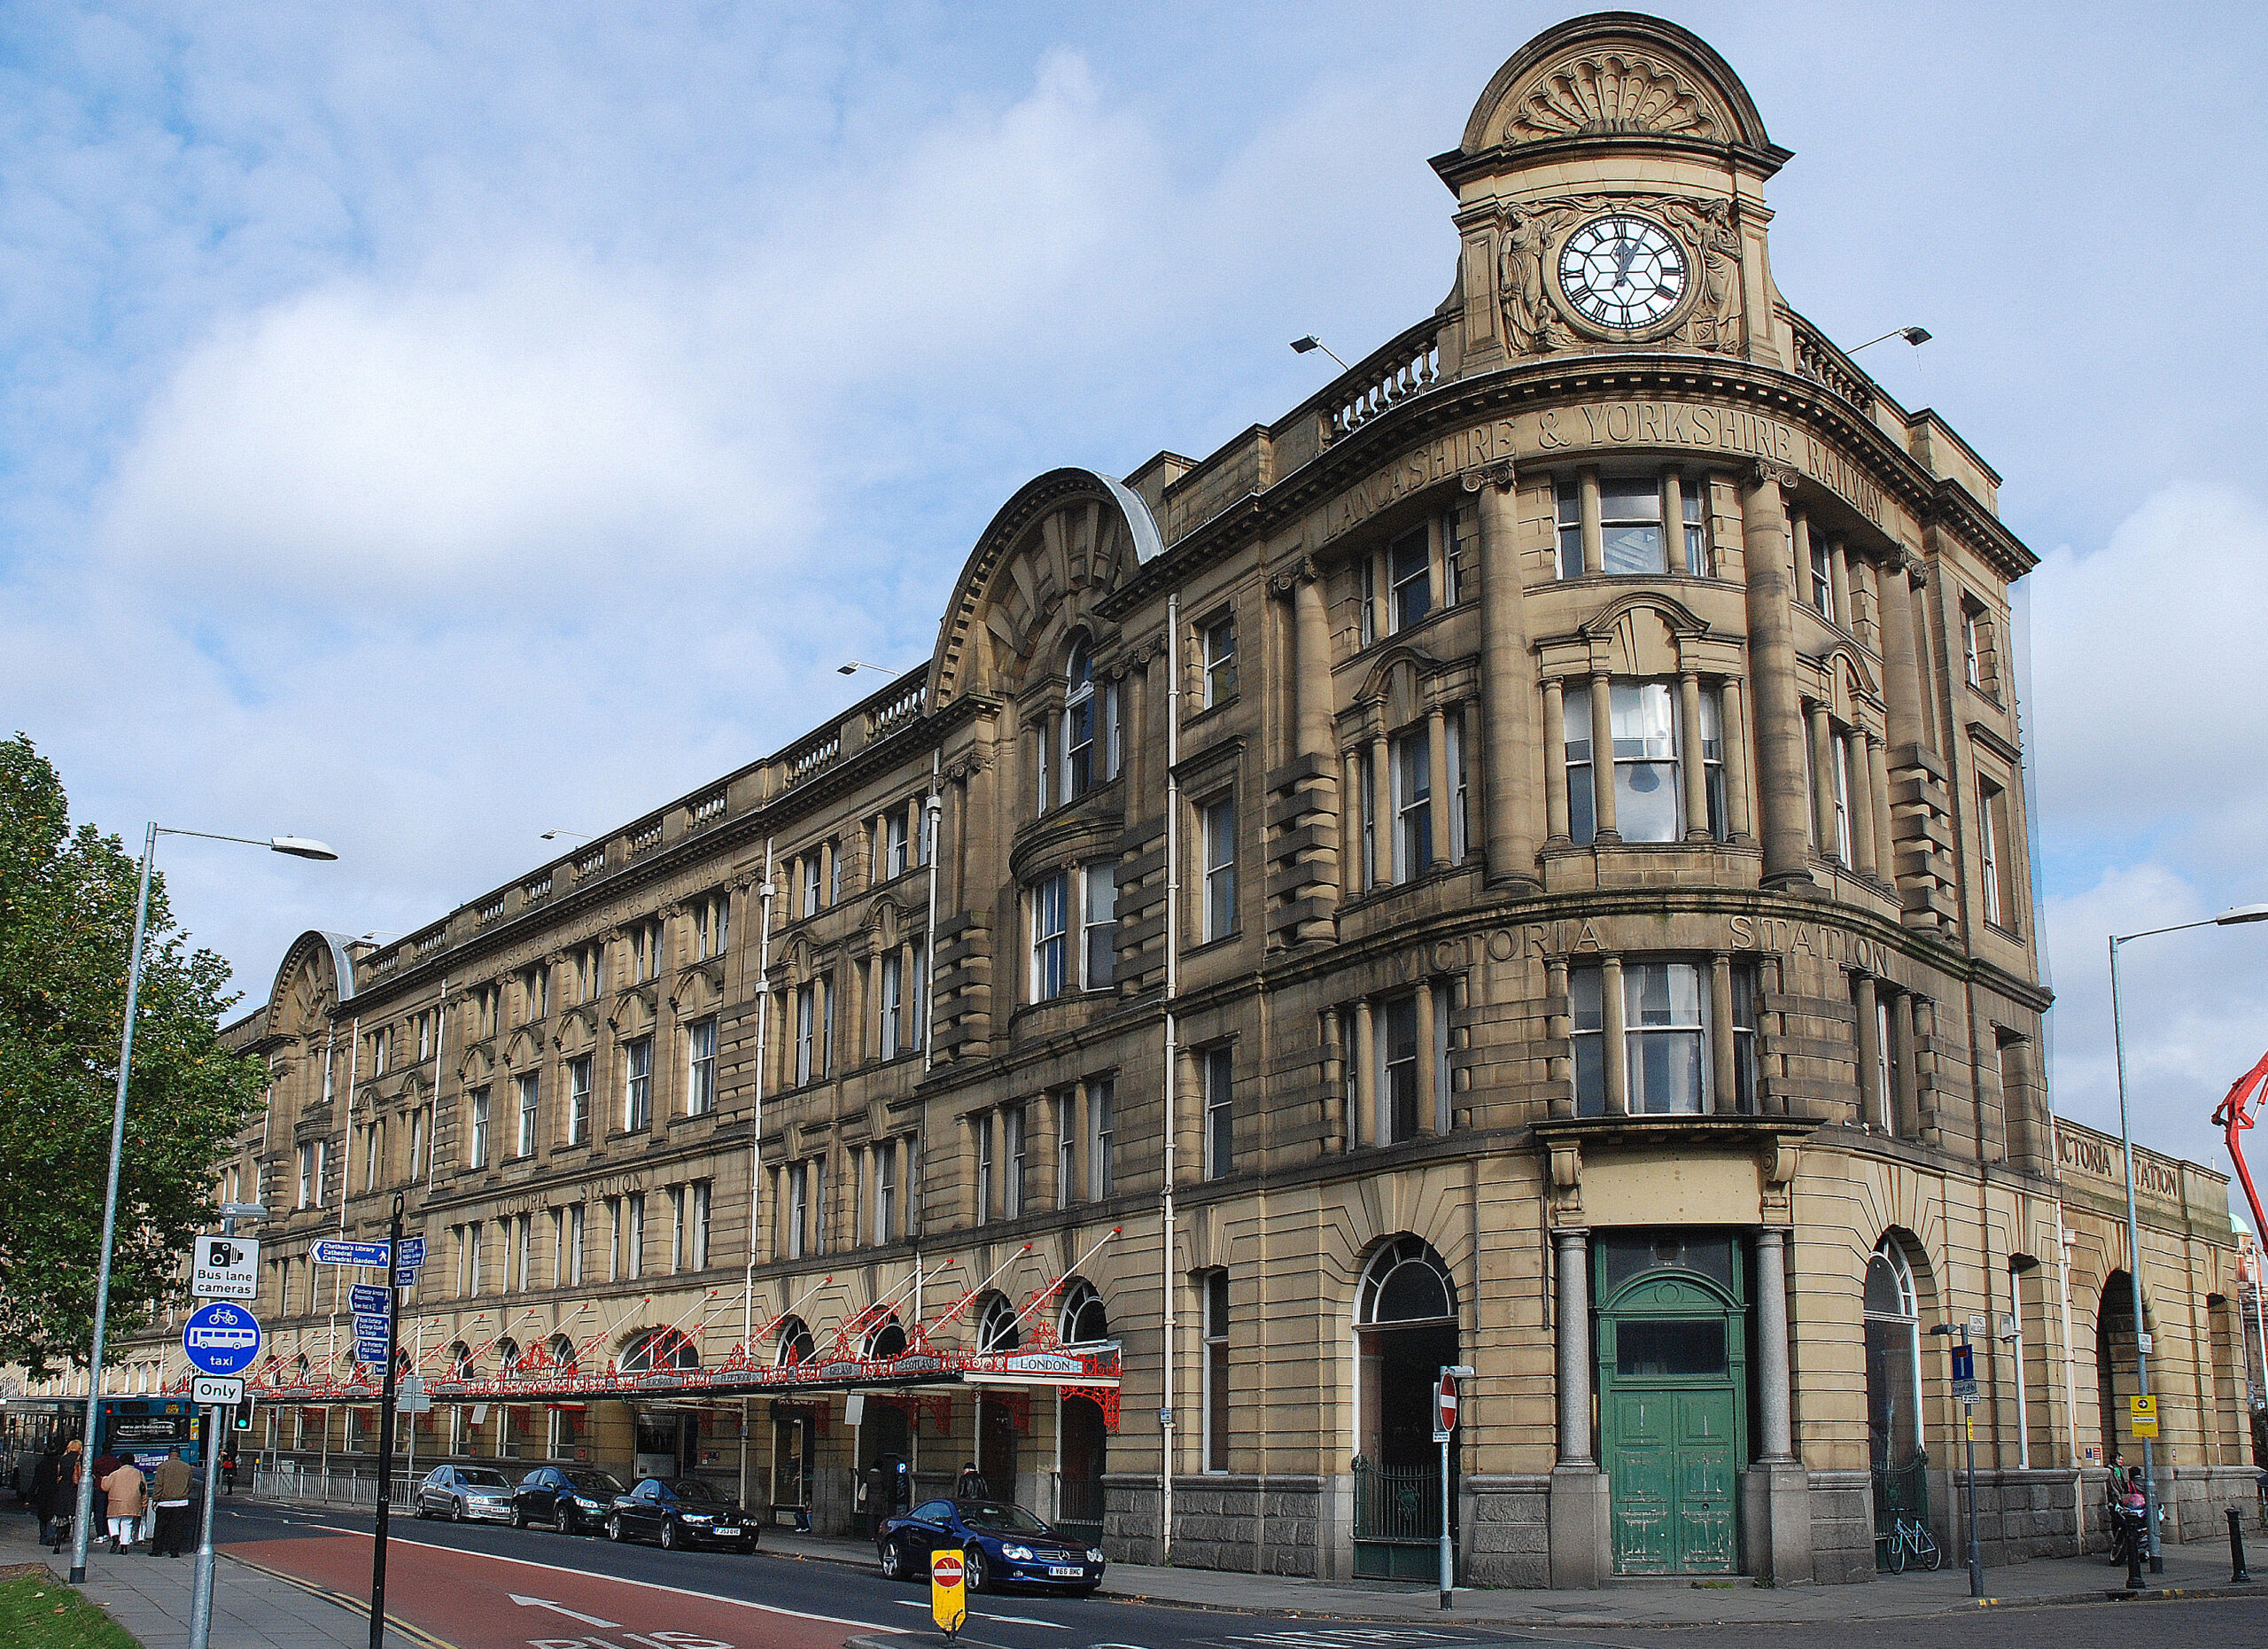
510,1591,623,1628
279,1522,906,1633
890,1598,1069,1628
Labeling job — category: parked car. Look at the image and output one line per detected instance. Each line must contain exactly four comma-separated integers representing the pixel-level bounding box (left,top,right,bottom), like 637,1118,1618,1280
414,1465,516,1523
604,1477,755,1552
512,1466,627,1534
876,1497,1104,1595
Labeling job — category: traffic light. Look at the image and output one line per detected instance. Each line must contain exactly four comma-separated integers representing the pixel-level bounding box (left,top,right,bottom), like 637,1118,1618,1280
235,1394,254,1432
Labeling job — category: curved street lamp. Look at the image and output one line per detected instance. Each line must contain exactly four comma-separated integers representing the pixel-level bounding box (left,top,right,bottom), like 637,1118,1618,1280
70,825,336,1597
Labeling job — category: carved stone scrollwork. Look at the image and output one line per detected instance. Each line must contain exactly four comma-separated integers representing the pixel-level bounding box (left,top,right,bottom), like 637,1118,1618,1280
1267,556,1322,599
1500,51,1727,147
1496,192,1745,356
1461,460,1518,494
1751,458,1799,496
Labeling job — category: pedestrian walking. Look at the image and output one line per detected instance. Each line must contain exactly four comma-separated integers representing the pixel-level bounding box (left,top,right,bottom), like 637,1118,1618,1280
221,1448,238,1495
148,1450,194,1558
89,1450,122,1533
953,1461,989,1500
30,1447,62,1544
99,1458,145,1553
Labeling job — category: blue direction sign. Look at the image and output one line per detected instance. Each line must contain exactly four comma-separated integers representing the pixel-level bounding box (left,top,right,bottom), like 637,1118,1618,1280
349,1283,392,1316
353,1312,390,1362
1950,1342,1977,1399
395,1236,425,1266
312,1239,391,1268
183,1303,263,1377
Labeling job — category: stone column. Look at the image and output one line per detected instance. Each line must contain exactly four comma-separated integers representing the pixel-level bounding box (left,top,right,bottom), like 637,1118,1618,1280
1123,659,1150,811
1588,670,1618,841
1548,1227,1608,1589
1469,465,1541,887
1414,980,1440,1134
1370,729,1393,881
1742,1226,1814,1583
1678,670,1710,841
1425,704,1449,872
1867,734,1895,886
1578,466,1604,577
1845,726,1878,878
819,838,835,909
1029,1094,1059,1213
1853,973,1884,1128
1709,953,1736,1114
1061,1083,1084,1204
1600,955,1627,1115
1354,997,1377,1149
1888,991,1920,1138
1876,557,1924,750
1740,465,1815,889
1542,678,1571,844
1293,568,1336,760
1662,471,1687,571
1320,1009,1346,1153
1721,676,1753,844
1342,748,1367,889
1174,1046,1204,1184
1807,701,1838,862
1828,539,1851,631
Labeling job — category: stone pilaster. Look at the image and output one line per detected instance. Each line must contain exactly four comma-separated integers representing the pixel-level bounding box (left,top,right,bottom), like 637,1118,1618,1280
1742,1226,1814,1583
1877,552,1960,933
1265,561,1342,950
1740,463,1816,891
1466,462,1541,886
1549,1227,1608,1588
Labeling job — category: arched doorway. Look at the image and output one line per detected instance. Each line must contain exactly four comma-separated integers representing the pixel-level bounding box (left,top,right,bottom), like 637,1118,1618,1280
1864,1237,1929,1557
975,1295,1021,1502
1596,1230,1745,1575
2096,1274,2145,1467
856,1316,913,1536
1352,1237,1460,1579
1058,1280,1111,1543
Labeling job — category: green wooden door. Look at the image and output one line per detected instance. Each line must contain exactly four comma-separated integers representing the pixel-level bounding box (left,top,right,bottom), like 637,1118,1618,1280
1599,1269,1746,1575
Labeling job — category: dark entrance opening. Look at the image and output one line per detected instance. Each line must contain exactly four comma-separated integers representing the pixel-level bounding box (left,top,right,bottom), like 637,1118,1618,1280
857,1401,911,1536
977,1396,1018,1505
1060,1396,1108,1545
1352,1237,1461,1581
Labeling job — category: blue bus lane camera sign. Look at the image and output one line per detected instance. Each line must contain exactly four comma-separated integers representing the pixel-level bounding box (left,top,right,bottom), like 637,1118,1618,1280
183,1303,263,1377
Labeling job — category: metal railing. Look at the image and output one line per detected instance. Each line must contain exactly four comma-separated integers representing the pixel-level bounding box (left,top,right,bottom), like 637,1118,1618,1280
1872,1452,1930,1570
251,1464,419,1510
1352,1455,1442,1543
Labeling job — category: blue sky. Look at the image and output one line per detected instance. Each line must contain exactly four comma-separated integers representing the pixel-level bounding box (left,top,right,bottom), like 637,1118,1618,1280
4,2,2264,1194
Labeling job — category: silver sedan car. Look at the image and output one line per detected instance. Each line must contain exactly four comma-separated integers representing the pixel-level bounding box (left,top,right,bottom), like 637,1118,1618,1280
414,1464,516,1522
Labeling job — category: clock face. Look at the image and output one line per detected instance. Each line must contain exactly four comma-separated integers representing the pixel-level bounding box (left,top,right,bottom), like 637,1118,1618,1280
1557,214,1689,330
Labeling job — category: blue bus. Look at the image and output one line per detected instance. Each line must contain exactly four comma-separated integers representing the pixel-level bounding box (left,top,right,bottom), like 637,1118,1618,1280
92,1398,207,1468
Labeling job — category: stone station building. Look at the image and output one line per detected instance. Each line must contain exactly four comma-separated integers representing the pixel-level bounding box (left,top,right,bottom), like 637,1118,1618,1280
69,12,2260,1587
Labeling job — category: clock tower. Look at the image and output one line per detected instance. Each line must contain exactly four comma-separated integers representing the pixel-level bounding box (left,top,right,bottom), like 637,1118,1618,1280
1435,12,1791,372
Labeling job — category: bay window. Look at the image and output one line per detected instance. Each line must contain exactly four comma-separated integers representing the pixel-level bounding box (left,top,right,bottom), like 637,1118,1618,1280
1392,730,1433,880
1571,959,1759,1116
1562,677,1729,845
1031,871,1068,1000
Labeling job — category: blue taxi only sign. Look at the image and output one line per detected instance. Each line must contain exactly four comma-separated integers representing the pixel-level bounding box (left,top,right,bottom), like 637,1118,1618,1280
183,1302,263,1377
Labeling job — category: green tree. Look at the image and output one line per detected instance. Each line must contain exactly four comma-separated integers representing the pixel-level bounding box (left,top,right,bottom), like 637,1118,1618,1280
0,735,267,1377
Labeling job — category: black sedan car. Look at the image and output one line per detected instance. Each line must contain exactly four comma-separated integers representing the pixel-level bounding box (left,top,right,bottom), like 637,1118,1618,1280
511,1465,626,1534
604,1477,756,1552
876,1497,1104,1595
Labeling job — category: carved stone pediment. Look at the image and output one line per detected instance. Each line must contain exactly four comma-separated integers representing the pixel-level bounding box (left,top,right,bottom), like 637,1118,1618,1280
1498,50,1727,148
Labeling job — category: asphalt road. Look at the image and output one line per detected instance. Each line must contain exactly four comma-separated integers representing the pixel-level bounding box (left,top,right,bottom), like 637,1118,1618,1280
208,1501,2268,1649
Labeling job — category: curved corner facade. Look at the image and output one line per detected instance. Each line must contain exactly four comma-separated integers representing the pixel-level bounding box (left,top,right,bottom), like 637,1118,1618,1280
66,12,2256,1587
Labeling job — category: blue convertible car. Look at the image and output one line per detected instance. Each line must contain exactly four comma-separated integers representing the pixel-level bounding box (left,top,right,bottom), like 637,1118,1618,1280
875,1497,1105,1595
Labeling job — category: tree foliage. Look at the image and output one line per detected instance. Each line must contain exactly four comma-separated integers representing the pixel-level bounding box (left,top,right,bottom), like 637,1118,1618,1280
0,735,268,1377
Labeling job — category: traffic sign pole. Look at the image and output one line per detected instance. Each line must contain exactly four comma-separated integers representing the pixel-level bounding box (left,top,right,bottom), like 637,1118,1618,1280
189,1210,262,1649
369,1193,406,1649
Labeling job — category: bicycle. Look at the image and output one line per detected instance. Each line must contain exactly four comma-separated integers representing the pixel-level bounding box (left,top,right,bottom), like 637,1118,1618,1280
1884,1512,1942,1573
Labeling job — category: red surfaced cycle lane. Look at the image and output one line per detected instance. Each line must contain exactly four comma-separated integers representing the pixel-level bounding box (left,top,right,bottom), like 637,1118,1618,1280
225,1528,899,1649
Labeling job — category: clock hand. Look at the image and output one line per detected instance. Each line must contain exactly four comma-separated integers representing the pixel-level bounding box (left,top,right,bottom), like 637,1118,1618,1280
1612,233,1640,288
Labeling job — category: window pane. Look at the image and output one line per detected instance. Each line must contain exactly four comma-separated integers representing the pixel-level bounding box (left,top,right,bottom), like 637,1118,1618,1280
1616,1318,1727,1376
1598,478,1665,573
1084,861,1116,987
1564,681,1596,844
1628,1030,1705,1113
1611,682,1680,843
1390,527,1431,630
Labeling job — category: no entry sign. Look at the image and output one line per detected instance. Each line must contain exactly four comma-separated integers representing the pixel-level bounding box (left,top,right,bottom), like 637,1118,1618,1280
1433,1368,1460,1443
930,1549,967,1635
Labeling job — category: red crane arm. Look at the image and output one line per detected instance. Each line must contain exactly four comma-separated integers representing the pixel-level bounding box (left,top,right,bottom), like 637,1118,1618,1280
2210,1047,2268,1242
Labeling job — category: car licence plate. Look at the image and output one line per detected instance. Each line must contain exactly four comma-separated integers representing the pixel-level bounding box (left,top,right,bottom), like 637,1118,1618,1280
1049,1565,1084,1577
716,1525,739,1536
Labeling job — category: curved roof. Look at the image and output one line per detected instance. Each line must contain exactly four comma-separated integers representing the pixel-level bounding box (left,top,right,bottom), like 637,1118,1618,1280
926,466,1163,710
1458,12,1775,159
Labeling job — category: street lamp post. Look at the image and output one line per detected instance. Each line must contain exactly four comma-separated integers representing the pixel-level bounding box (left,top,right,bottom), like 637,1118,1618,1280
67,825,336,1586
2106,900,2268,1574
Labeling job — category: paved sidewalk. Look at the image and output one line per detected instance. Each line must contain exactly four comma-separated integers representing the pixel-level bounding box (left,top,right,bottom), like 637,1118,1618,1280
0,1509,454,1648
761,1523,2263,1626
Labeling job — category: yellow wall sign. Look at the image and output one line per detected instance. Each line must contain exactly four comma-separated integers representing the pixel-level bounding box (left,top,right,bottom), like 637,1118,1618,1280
2128,1395,2158,1438
931,1548,967,1634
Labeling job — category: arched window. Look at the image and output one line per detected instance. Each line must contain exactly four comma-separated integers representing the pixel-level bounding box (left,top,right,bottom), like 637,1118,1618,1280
496,1336,520,1374
1063,639,1096,801
863,1316,907,1360
1357,1236,1457,1325
447,1343,473,1381
549,1334,579,1376
1864,1238,1925,1474
776,1316,815,1368
977,1294,1021,1353
622,1327,699,1373
1060,1280,1109,1345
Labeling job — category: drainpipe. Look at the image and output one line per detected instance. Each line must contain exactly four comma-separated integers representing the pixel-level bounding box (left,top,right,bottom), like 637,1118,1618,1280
1161,593,1182,1566
742,839,776,1515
